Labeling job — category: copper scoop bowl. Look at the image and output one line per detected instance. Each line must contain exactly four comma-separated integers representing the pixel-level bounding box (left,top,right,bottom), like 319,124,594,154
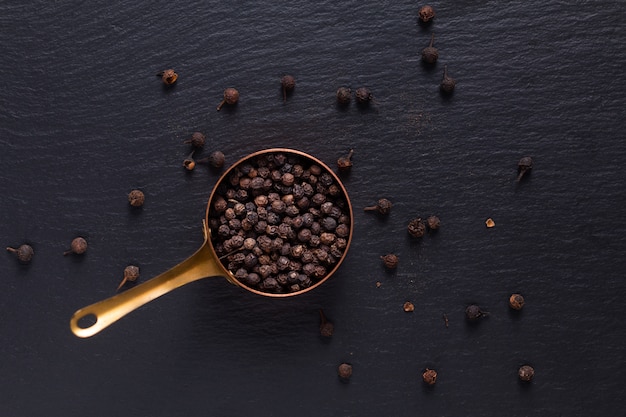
70,148,353,338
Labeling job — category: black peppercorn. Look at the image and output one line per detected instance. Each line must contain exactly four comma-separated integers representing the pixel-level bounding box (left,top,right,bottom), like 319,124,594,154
421,33,439,65
198,151,226,169
128,189,145,207
64,237,88,256
217,87,239,111
440,65,456,94
355,87,373,105
381,253,399,269
517,156,533,182
408,217,426,237
509,293,525,310
518,365,534,382
426,215,441,230
338,363,352,380
418,5,435,23
364,198,393,215
319,309,334,338
183,132,206,148
336,87,351,105
156,69,178,85
117,265,140,291
337,149,354,171
465,304,488,321
6,244,34,264
422,368,437,385
281,75,296,102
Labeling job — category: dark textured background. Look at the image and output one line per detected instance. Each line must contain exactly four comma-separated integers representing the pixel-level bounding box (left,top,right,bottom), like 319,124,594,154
1,1,625,416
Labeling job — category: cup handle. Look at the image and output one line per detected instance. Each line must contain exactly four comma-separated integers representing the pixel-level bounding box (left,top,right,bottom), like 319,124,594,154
70,240,225,338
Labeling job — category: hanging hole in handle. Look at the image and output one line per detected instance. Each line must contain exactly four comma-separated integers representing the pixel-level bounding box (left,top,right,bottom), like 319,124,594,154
77,313,98,329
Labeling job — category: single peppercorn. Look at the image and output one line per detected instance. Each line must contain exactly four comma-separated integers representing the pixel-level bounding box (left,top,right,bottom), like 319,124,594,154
426,215,441,230
217,87,239,111
465,304,488,321
338,363,353,380
6,244,34,264
364,198,393,215
117,265,140,291
64,237,88,256
509,293,525,310
355,87,373,105
199,151,226,169
403,301,415,312
281,75,295,102
408,217,426,237
183,131,206,148
381,253,399,269
517,156,533,182
440,65,456,94
319,309,334,338
128,189,145,207
336,87,352,105
337,149,354,171
422,368,437,385
518,365,535,382
418,5,435,23
156,68,178,85
421,33,439,65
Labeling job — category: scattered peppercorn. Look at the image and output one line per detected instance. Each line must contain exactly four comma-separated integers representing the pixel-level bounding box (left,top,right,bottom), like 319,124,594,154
337,149,354,171
128,189,145,207
6,244,34,264
183,132,206,148
281,75,295,102
440,65,456,94
408,217,426,237
64,237,88,256
198,151,226,169
117,265,140,291
364,198,392,215
381,253,399,269
485,218,495,228
319,309,334,338
426,215,441,230
183,150,196,171
403,301,415,312
465,304,488,321
355,87,373,105
518,365,534,382
156,69,178,85
509,293,525,310
336,87,352,105
338,363,353,381
418,5,435,23
421,33,439,65
217,87,239,111
422,368,437,385
517,156,533,182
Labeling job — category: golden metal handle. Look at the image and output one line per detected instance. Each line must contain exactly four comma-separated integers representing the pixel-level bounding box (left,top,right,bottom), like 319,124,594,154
70,241,225,338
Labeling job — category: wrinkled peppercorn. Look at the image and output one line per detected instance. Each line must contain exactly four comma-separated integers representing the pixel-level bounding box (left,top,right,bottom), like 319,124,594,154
64,237,88,256
418,5,435,23
338,363,353,380
408,217,426,237
217,87,239,111
319,309,334,338
281,75,295,102
364,198,393,215
117,265,140,291
422,34,439,65
465,304,488,321
426,215,441,230
381,253,399,269
6,244,34,264
509,293,525,310
440,65,456,94
183,132,206,148
422,368,437,385
337,149,354,171
336,87,352,105
518,365,534,382
128,189,145,207
355,87,373,105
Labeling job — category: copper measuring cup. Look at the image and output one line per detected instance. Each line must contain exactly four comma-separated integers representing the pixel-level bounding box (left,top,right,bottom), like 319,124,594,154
70,148,353,338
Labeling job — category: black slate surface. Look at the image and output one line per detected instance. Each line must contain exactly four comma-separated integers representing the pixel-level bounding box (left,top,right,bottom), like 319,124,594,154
1,1,625,416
